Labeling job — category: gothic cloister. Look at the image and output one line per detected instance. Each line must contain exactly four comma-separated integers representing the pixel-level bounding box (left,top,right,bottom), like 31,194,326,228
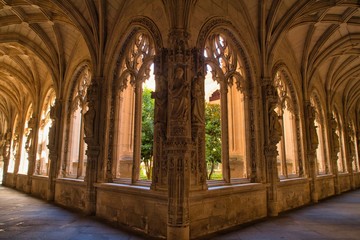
0,1,360,239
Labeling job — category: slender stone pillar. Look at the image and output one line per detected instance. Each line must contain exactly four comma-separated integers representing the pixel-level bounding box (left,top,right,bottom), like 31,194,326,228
12,126,21,187
305,103,319,203
84,79,101,215
263,79,281,217
190,49,207,190
47,100,62,201
2,131,11,184
329,115,340,194
25,116,36,193
345,126,356,190
151,50,169,190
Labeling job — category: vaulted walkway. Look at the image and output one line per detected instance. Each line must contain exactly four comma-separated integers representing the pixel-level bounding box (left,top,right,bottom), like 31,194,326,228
0,185,359,240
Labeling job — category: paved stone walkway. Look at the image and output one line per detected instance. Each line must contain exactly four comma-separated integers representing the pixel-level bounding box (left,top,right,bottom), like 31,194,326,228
0,185,359,240
206,189,360,240
0,186,147,240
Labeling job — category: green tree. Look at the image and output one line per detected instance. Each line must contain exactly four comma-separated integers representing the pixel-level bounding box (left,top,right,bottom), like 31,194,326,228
205,103,222,180
141,87,154,180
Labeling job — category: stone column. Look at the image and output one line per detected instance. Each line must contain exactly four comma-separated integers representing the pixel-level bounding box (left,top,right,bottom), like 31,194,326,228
190,49,207,190
329,115,340,194
2,131,11,184
12,126,21,186
166,29,192,240
263,79,281,217
357,131,360,172
84,79,101,215
151,50,169,190
305,103,319,203
47,100,62,201
345,126,356,190
25,116,37,193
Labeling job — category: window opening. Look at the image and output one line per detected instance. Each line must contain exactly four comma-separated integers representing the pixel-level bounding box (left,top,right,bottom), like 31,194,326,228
18,105,33,174
204,33,247,181
274,71,298,178
66,68,91,179
114,32,155,182
35,90,55,176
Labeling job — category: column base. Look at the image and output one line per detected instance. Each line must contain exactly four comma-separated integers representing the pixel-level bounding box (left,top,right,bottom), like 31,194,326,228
311,192,318,203
268,200,278,217
167,225,189,240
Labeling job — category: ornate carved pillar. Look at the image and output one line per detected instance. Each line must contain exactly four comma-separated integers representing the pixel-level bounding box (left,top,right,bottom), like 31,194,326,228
2,131,11,183
305,103,319,203
83,79,101,215
263,78,281,217
47,100,62,201
166,29,192,240
12,126,21,185
345,126,356,190
357,130,360,172
151,50,169,190
328,115,340,194
190,48,207,190
25,116,37,193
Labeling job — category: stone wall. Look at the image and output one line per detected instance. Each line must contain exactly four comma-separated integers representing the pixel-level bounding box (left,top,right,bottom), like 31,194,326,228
277,178,311,212
316,175,335,200
31,176,49,200
15,174,28,192
55,179,87,211
354,173,360,188
4,173,15,187
338,174,351,193
189,183,267,239
96,183,168,238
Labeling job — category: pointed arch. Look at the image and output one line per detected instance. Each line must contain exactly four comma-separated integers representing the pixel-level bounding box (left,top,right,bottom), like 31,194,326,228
34,88,56,176
107,19,162,183
196,17,259,182
62,63,92,179
271,63,304,178
310,90,330,175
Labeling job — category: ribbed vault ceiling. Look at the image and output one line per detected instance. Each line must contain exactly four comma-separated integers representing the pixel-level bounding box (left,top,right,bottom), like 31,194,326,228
0,0,359,130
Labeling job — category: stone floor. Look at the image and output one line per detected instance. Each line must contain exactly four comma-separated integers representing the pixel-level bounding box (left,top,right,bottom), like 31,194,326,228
0,185,359,240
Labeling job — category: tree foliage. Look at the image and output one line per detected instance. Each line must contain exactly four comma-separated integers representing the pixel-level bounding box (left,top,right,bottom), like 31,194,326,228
141,87,154,180
205,103,222,180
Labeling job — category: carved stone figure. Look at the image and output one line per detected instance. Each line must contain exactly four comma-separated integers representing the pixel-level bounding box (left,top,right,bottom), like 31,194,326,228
84,106,95,138
25,129,33,153
191,74,205,124
348,138,355,160
330,117,339,153
309,107,319,151
170,67,189,121
153,76,168,124
269,109,282,145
